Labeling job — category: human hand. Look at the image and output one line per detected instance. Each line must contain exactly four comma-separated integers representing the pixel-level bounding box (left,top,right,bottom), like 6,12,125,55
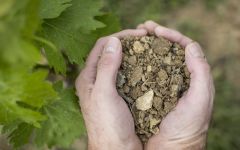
137,21,215,150
75,29,148,150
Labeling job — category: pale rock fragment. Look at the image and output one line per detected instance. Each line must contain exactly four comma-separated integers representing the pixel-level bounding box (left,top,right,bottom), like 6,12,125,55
133,41,145,53
130,67,142,86
127,56,137,65
164,56,172,65
136,90,154,111
149,118,161,129
147,65,152,72
158,69,168,80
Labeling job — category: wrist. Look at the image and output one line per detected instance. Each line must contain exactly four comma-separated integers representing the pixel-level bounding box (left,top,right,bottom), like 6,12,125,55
88,134,142,150
146,134,207,150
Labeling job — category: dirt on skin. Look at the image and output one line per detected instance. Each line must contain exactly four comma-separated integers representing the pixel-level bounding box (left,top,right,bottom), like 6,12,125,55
117,36,190,142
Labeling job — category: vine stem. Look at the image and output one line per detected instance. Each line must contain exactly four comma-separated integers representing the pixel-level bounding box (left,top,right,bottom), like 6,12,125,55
33,36,58,52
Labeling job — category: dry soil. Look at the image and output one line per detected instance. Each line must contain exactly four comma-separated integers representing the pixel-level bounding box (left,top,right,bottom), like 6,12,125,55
117,36,190,142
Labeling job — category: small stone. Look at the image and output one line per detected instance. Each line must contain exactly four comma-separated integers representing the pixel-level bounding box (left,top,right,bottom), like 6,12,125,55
140,36,150,43
123,85,130,93
150,127,160,134
184,66,190,77
164,101,174,112
170,84,179,97
147,65,152,72
133,41,145,53
130,85,143,99
174,59,182,66
171,74,183,85
136,90,154,111
149,49,153,54
129,49,134,55
164,56,172,65
141,84,148,91
127,56,137,65
152,37,172,55
141,75,146,81
144,43,150,49
171,84,179,91
149,118,161,129
153,97,163,110
130,67,143,86
150,109,158,115
158,69,168,81
117,72,126,88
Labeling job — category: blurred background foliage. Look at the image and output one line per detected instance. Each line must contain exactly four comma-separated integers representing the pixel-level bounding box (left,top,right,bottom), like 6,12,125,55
1,0,239,149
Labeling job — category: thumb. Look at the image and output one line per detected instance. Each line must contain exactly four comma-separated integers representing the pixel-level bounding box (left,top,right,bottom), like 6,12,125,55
184,42,214,107
95,37,122,89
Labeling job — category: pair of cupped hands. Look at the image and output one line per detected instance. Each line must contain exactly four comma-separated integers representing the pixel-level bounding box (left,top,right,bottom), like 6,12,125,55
75,21,215,150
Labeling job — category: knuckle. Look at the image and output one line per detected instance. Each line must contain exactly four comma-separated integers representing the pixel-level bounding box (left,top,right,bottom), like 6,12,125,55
77,83,93,99
176,30,183,36
137,24,144,28
75,70,85,88
75,76,81,89
145,20,155,25
75,69,89,89
96,37,107,45
199,61,211,74
98,55,114,69
204,63,211,72
122,29,132,33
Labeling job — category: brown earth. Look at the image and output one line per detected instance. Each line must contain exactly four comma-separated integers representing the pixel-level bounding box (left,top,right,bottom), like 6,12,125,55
117,36,190,142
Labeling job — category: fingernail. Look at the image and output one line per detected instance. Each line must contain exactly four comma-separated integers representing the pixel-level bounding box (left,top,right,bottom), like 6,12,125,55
104,37,120,53
186,42,204,58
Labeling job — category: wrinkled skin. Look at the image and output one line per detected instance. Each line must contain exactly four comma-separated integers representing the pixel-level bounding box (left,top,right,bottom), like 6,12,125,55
75,21,215,150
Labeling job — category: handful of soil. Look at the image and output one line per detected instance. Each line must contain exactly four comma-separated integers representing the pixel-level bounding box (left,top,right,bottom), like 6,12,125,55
117,36,190,142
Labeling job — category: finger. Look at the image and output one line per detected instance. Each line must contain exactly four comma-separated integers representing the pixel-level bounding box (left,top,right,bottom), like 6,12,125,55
184,42,214,106
85,28,147,76
136,24,144,29
111,29,147,38
87,28,147,67
76,37,108,93
76,29,147,87
85,38,107,70
143,20,159,34
86,28,147,72
139,20,193,47
76,28,147,97
154,26,193,48
95,37,122,90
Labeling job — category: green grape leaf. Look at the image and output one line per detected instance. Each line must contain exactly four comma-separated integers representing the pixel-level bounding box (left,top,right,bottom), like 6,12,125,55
41,0,105,65
0,0,121,149
22,0,41,38
0,39,41,71
1,120,20,135
94,13,121,37
44,0,105,33
8,123,34,148
40,13,121,72
20,71,58,108
0,70,58,127
0,0,14,17
0,0,53,128
44,46,67,74
35,84,85,148
34,36,67,74
0,0,41,69
39,0,72,19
